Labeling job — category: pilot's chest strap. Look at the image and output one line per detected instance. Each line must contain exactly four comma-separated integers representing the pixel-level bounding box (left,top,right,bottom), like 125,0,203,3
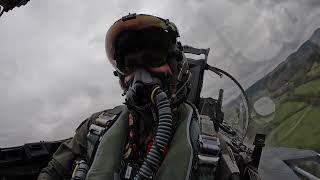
87,106,124,164
196,115,221,179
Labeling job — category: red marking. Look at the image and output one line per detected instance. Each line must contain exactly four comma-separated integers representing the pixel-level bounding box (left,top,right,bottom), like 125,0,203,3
128,113,134,126
129,131,134,138
145,140,168,156
146,140,153,155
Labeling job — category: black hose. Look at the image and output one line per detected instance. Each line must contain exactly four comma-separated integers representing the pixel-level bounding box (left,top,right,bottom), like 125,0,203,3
134,89,173,180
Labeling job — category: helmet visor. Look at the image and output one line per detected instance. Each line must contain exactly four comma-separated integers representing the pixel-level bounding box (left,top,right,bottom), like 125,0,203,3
115,28,173,75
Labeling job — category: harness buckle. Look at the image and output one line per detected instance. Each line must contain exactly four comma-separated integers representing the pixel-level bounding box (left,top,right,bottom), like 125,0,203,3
198,115,221,166
89,124,105,136
96,114,117,127
199,134,220,156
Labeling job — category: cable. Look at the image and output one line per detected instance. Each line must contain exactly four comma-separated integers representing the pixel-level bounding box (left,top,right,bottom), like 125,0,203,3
175,71,191,96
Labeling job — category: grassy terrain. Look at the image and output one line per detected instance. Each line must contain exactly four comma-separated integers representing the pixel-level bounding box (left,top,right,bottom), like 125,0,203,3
247,61,320,152
294,79,320,96
267,105,320,151
307,62,320,77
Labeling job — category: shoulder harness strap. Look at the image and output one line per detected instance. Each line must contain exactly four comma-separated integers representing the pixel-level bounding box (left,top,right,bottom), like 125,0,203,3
86,106,124,164
196,115,221,179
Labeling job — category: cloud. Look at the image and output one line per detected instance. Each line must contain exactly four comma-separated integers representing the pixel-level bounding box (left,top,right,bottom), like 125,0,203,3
0,0,320,147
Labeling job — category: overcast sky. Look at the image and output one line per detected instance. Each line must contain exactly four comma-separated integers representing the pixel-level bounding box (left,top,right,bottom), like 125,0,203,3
0,0,320,147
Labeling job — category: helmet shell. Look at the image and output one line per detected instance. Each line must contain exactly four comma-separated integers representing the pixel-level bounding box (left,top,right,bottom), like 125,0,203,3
105,13,179,75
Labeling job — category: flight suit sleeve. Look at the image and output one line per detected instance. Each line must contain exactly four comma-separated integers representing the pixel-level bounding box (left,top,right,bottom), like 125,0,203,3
37,118,92,180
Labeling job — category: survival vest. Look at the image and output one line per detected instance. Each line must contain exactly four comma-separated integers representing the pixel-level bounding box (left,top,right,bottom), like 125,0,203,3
71,103,221,180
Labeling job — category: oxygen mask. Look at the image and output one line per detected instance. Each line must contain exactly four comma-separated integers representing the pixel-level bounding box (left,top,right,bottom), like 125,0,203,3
125,68,164,110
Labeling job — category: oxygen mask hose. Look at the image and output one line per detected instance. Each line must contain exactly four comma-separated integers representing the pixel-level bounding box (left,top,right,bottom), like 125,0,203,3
124,68,173,179
134,87,173,180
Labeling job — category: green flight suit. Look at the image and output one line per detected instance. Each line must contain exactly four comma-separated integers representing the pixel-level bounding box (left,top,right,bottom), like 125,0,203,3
38,104,200,180
37,111,101,180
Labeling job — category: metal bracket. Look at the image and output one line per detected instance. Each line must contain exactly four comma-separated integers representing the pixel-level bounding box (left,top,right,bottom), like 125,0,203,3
183,45,210,56
23,143,49,159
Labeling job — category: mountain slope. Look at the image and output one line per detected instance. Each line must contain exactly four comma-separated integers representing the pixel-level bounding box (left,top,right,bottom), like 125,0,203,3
233,28,320,152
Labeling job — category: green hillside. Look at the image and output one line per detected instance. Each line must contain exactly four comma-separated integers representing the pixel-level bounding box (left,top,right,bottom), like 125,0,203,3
266,62,320,150
247,59,320,152
233,29,320,152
